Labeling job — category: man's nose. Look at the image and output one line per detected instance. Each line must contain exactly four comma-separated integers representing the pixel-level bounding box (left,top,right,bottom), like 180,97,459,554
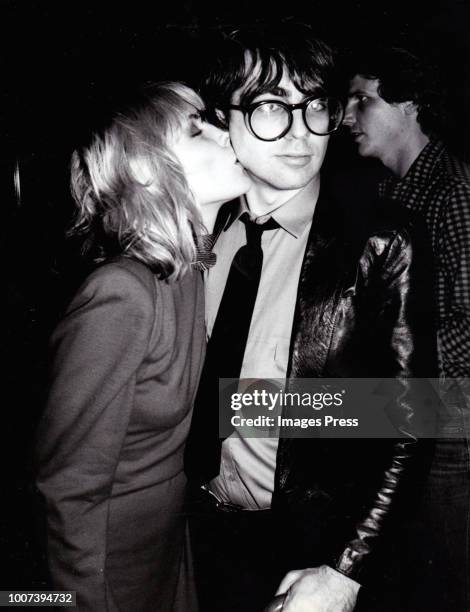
206,123,230,147
342,100,356,127
288,108,309,138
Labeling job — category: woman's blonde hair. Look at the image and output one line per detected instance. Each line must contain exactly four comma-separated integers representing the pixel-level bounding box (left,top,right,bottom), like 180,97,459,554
70,82,204,280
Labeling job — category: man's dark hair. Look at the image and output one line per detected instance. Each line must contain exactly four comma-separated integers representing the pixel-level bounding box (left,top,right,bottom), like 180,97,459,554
348,46,448,137
201,23,338,127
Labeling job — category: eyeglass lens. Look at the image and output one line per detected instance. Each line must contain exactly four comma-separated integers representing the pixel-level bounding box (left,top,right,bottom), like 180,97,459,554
250,98,343,140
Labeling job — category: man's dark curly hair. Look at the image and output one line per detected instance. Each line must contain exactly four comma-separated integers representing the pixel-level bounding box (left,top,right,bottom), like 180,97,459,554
348,46,448,138
201,22,340,128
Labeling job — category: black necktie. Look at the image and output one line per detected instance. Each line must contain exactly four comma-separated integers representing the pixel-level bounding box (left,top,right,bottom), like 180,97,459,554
185,213,279,485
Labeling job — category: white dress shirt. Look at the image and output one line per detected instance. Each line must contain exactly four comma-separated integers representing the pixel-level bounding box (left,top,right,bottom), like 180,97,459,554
205,180,318,509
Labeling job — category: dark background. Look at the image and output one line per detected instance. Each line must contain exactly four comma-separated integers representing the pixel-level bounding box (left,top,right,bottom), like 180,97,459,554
3,0,470,590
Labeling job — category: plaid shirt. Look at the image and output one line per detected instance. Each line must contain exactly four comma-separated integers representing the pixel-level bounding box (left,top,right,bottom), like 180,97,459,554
380,139,470,377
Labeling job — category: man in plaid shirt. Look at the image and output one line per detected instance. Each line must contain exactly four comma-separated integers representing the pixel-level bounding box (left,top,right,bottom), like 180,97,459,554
344,47,470,612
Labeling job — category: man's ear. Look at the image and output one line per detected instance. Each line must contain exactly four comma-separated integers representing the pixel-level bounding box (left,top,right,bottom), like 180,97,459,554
215,108,228,126
402,101,418,116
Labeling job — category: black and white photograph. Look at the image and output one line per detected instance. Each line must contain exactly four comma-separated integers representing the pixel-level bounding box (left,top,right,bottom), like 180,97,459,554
4,1,470,610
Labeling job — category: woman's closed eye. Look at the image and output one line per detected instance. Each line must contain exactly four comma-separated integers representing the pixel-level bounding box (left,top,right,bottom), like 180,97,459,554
190,125,203,138
188,110,208,137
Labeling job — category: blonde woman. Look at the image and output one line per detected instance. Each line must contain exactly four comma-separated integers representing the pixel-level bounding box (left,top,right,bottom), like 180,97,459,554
36,82,251,612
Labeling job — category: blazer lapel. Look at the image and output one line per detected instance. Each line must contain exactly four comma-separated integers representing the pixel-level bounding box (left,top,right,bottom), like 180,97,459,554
287,187,345,378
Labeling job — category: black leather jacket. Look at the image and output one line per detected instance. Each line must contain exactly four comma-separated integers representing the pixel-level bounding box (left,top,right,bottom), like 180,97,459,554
271,190,437,583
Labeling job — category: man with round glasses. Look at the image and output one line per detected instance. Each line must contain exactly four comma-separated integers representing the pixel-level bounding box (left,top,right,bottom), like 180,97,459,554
229,95,343,142
186,23,436,612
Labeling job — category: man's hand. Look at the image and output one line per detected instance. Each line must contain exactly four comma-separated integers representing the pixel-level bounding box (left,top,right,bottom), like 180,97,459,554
273,565,360,612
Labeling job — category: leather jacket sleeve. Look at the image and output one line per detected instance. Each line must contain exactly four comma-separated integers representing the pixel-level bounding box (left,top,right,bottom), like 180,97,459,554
334,227,437,581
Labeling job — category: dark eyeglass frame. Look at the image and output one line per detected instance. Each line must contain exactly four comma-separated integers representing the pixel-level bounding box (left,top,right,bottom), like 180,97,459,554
228,96,344,141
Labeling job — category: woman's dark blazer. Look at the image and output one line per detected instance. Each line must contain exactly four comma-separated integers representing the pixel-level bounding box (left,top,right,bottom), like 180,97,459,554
36,257,205,610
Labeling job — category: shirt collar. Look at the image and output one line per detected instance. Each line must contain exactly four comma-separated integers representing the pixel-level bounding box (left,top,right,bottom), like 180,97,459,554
224,179,318,239
380,139,445,202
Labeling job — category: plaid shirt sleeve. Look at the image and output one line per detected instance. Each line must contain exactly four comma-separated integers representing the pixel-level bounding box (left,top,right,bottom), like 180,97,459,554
439,182,470,377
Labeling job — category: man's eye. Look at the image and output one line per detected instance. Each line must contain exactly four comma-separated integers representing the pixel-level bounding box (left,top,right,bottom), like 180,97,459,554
358,96,369,105
307,98,327,113
256,102,284,115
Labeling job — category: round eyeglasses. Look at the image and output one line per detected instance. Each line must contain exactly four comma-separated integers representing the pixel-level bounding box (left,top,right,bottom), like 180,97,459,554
229,96,344,142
